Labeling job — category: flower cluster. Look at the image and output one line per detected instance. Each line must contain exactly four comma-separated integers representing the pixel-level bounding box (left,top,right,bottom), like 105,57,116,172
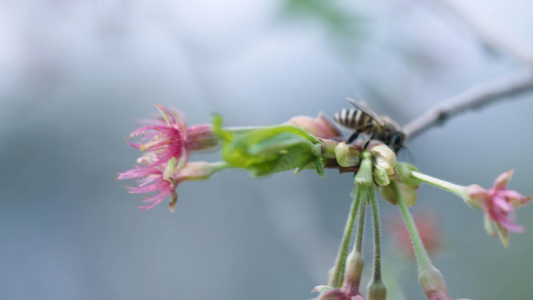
408,168,530,247
118,104,222,211
118,104,530,300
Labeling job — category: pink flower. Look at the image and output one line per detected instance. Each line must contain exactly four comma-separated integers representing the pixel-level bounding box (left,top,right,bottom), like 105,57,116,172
118,161,224,211
466,169,531,246
127,104,218,167
118,166,176,211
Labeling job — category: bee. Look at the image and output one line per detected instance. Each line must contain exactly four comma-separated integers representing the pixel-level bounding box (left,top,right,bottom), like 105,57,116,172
334,99,405,153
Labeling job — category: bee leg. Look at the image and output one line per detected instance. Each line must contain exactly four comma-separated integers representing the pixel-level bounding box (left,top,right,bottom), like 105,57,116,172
347,131,360,143
363,130,376,149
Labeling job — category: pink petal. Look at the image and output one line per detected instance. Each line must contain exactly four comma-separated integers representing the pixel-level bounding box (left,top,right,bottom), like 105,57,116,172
141,189,171,204
492,196,513,213
129,181,169,194
118,167,160,180
493,169,514,191
154,104,177,126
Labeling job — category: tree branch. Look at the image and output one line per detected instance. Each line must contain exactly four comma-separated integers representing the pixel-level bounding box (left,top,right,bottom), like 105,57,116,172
403,70,533,140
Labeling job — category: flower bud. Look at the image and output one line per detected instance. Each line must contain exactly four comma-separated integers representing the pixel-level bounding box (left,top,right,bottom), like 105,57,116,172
419,266,448,300
369,143,396,177
373,167,390,186
287,114,342,139
367,278,387,300
355,152,373,186
335,142,362,167
343,250,364,295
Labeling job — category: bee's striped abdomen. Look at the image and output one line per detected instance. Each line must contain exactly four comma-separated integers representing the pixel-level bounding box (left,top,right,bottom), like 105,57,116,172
334,108,370,130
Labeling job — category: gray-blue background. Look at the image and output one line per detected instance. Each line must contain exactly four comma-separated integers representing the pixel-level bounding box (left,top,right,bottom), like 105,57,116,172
1,1,533,299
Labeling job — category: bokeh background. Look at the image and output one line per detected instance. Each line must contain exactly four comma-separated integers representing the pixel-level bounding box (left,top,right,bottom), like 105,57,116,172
2,0,533,299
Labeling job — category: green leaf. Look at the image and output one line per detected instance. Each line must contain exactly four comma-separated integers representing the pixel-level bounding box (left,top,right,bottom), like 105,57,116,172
213,116,321,176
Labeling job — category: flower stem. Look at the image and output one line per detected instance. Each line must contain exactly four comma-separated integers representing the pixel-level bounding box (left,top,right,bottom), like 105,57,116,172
367,186,387,300
368,187,382,281
330,185,363,288
209,161,231,173
355,195,366,254
392,180,431,270
392,181,449,299
410,170,467,199
343,193,367,295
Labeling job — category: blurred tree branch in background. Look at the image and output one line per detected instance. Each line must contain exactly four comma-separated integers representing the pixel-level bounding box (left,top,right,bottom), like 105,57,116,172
403,0,533,140
403,70,533,140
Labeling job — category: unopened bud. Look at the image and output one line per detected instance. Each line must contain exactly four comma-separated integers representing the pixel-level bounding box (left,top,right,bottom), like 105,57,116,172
335,142,361,167
419,266,448,300
367,278,387,300
355,152,373,186
344,251,364,295
369,143,396,177
373,167,390,186
287,114,342,139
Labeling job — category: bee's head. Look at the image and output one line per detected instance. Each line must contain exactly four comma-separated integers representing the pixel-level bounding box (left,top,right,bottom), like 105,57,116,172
390,132,406,153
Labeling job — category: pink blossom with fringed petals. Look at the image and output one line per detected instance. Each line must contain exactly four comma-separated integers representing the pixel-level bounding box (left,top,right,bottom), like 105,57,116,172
127,104,187,167
466,169,531,246
118,161,221,211
118,166,176,211
127,104,219,168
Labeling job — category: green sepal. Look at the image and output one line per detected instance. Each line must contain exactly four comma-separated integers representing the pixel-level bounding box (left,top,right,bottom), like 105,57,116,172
396,162,422,186
315,158,325,178
213,115,320,176
495,222,509,248
378,181,418,206
212,114,232,142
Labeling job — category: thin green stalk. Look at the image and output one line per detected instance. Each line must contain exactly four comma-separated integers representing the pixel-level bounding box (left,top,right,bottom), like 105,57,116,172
355,195,366,254
392,180,449,298
367,186,387,300
410,171,467,198
343,194,367,295
391,181,431,271
368,187,383,281
330,185,363,288
209,161,231,172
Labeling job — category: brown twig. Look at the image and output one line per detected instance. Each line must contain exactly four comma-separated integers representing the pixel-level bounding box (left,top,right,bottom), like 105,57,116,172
403,1,533,140
403,70,533,140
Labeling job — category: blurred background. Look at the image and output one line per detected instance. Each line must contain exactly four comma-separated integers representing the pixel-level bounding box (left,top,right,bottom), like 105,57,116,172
1,0,533,299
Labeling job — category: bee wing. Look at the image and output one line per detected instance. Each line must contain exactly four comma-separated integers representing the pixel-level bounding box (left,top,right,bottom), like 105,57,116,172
346,98,386,127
